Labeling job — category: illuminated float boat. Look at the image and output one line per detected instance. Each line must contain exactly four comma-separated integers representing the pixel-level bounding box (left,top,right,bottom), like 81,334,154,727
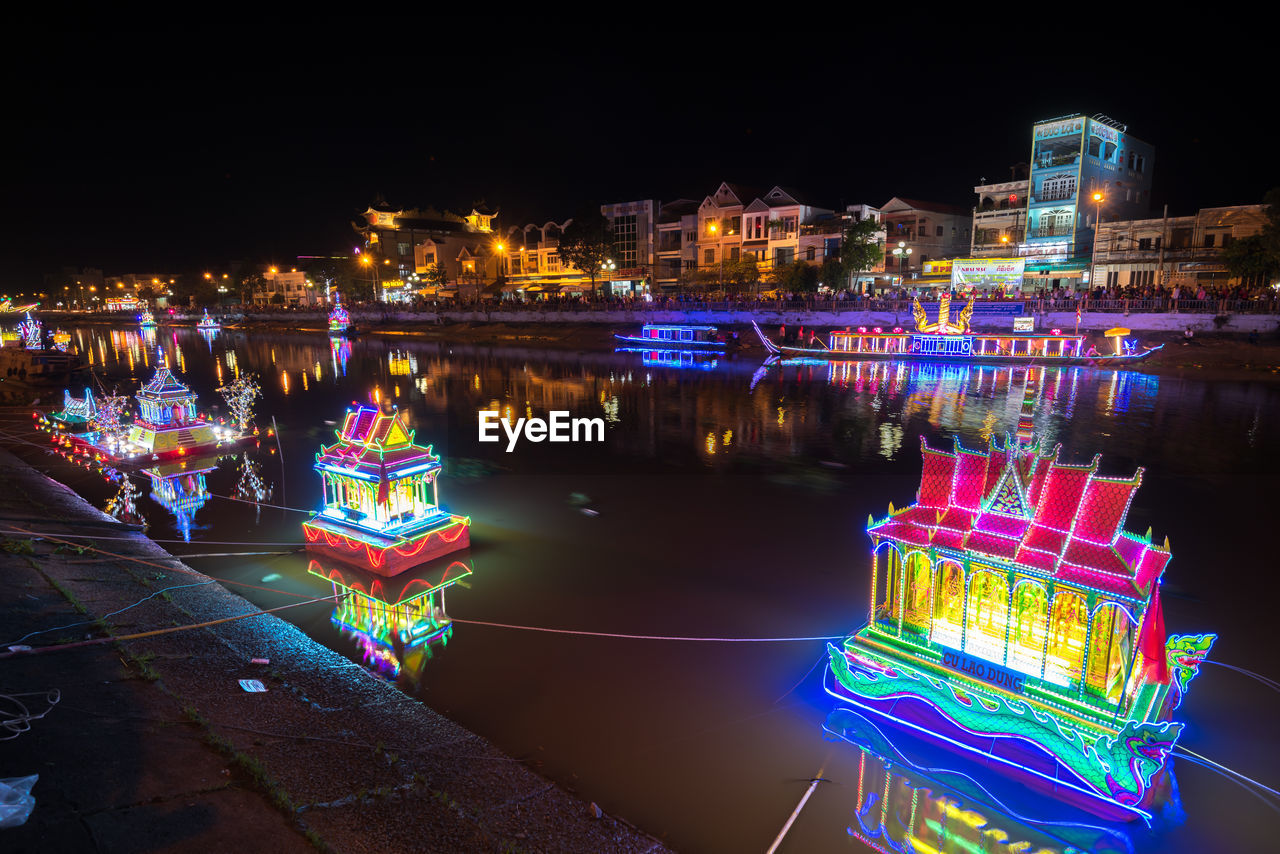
139,309,157,329
1,313,85,382
308,556,472,684
328,294,352,335
754,293,1162,366
50,388,98,432
196,309,220,331
613,324,728,350
825,431,1214,820
121,353,239,460
302,401,470,576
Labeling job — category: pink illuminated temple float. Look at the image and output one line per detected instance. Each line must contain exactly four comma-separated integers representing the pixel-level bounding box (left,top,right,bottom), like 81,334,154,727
826,424,1215,820
302,401,470,576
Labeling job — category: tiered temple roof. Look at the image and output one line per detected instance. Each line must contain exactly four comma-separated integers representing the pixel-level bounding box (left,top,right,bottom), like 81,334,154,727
870,436,1169,601
316,404,440,480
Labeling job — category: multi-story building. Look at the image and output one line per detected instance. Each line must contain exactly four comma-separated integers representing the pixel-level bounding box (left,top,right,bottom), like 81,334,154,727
879,198,973,281
970,169,1030,257
695,182,758,280
502,220,591,298
252,268,319,306
601,200,657,296
352,201,501,301
838,204,887,292
1091,205,1269,293
654,200,699,291
1024,114,1154,288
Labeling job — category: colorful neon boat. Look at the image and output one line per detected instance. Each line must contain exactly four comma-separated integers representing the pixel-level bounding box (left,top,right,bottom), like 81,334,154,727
825,428,1214,820
302,402,470,576
328,294,351,335
613,324,728,350
754,293,1163,366
50,388,98,431
196,309,220,331
139,309,157,329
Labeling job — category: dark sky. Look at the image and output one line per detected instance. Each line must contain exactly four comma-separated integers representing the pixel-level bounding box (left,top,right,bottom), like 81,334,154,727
4,35,1276,292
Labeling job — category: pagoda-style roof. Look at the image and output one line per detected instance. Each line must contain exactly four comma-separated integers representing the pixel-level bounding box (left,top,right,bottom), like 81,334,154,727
315,404,441,480
870,436,1169,601
138,360,196,401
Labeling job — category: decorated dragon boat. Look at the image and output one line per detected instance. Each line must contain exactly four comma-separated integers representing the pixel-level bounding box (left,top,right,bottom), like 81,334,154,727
825,416,1214,820
49,388,98,431
755,293,1163,366
302,401,470,575
139,309,157,329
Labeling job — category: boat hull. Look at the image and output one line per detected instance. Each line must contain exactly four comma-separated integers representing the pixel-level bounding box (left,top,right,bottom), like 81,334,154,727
612,333,725,350
303,513,471,576
772,343,1163,366
825,641,1182,820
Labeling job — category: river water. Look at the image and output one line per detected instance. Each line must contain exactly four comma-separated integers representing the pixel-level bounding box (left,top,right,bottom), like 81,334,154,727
7,324,1280,853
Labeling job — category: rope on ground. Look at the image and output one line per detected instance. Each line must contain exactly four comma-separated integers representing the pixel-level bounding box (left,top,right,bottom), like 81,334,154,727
0,593,341,660
1,689,61,740
4,579,218,647
0,526,305,547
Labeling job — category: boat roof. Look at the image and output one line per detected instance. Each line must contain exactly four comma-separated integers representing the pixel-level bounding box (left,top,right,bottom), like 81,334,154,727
315,404,441,478
869,436,1169,601
138,359,196,402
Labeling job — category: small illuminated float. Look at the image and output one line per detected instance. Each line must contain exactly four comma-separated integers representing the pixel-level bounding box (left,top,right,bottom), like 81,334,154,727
308,556,471,684
328,294,351,335
613,323,728,350
19,312,43,349
51,388,98,432
302,401,470,575
124,352,237,460
51,329,71,352
826,428,1215,819
139,309,157,329
196,309,220,331
142,455,218,542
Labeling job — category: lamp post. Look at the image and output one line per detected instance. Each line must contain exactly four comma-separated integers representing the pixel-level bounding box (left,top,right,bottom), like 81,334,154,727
1086,190,1105,298
600,258,616,299
891,241,912,290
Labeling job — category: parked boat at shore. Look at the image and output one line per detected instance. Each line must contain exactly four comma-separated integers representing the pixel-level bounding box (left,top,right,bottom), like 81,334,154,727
613,323,731,350
753,294,1163,366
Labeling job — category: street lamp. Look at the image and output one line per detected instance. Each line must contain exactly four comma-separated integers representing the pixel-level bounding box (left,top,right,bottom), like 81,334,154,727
600,258,616,298
891,241,912,287
1087,190,1105,296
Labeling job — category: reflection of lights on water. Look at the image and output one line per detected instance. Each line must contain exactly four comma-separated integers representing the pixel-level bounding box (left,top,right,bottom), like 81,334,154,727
601,395,620,424
777,404,786,425
722,429,733,446
281,371,290,395
313,361,322,382
878,422,904,460
979,410,999,443
705,432,716,455
302,371,310,392
473,374,480,390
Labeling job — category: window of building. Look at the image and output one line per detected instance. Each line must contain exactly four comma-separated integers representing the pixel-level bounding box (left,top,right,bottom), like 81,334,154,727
1138,238,1151,251
728,216,741,235
729,247,740,261
775,247,794,266
705,248,715,265
1204,234,1216,248
546,254,560,272
805,246,816,261
936,225,944,237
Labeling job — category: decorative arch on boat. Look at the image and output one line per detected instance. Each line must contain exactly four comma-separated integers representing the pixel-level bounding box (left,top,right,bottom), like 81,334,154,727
931,558,965,648
964,568,1009,664
1087,601,1138,704
871,540,903,627
901,550,933,636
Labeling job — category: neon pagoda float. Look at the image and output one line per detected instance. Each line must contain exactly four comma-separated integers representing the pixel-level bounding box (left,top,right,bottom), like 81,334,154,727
825,433,1215,820
139,309,157,329
303,401,470,576
50,388,98,432
308,556,472,685
124,351,237,460
19,312,43,349
328,294,351,335
196,309,220,331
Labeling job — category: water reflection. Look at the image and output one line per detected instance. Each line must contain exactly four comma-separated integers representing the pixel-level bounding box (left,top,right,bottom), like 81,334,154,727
615,346,721,371
307,556,472,687
824,708,1160,854
142,454,220,542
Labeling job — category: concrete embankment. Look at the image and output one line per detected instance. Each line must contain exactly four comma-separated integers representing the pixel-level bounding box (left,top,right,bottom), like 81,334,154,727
0,446,670,853
37,306,1280,333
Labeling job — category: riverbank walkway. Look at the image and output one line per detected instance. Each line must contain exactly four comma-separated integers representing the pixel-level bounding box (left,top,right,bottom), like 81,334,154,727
0,446,668,853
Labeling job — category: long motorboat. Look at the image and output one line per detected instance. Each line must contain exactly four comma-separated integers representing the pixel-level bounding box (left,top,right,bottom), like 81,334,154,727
754,294,1163,367
613,323,729,350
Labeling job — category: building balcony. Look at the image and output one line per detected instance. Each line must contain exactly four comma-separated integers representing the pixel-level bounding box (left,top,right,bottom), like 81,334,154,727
1029,226,1075,239
974,206,1027,220
1029,193,1077,206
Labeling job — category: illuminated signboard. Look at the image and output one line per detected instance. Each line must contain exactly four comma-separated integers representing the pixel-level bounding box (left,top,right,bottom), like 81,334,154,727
923,259,953,276
1013,316,1035,332
950,258,1025,291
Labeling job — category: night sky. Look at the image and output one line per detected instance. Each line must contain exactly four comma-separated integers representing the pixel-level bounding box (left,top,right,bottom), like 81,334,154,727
4,35,1276,292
